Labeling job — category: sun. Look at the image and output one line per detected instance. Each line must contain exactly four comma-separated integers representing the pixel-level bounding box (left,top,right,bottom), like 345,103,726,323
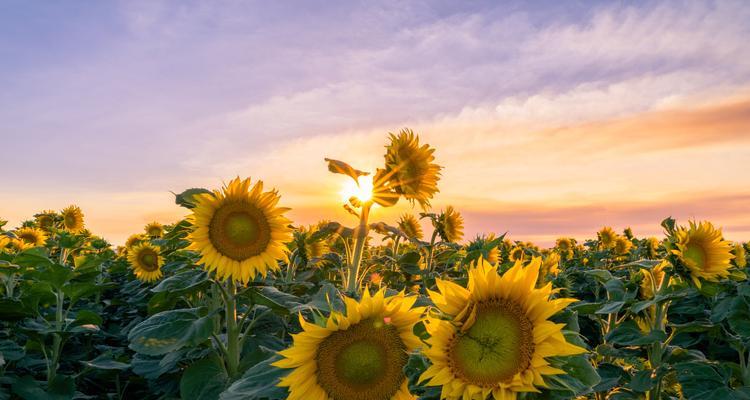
340,176,374,203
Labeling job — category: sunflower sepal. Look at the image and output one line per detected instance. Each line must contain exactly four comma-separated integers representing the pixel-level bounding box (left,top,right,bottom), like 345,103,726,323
174,187,213,209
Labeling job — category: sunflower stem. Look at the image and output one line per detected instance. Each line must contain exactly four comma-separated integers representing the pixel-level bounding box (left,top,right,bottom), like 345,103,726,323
48,288,64,384
347,202,372,295
647,271,673,400
225,282,241,378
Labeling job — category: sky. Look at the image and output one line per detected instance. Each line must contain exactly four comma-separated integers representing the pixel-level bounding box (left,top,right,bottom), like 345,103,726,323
1,0,749,246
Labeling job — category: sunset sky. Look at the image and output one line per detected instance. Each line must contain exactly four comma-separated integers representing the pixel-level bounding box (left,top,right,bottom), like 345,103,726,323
1,0,749,246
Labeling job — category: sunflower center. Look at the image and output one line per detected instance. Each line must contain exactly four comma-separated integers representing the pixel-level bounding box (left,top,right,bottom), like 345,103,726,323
316,318,408,400
337,340,386,385
209,202,271,261
64,213,77,227
38,216,53,229
683,243,707,268
138,249,160,272
449,300,534,386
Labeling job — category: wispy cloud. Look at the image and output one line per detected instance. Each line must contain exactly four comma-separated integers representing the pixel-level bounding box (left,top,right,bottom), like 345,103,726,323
1,1,749,245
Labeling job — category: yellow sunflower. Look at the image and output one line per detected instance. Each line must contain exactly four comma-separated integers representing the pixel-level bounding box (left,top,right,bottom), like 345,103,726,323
538,252,561,286
734,243,747,268
613,236,633,256
188,177,293,284
144,222,165,238
555,237,572,252
0,235,11,251
437,206,464,243
128,243,164,282
509,246,526,263
307,240,328,260
671,221,734,288
421,258,585,400
274,289,424,400
125,234,145,250
398,214,423,240
645,237,661,259
640,260,671,300
35,210,57,230
485,246,501,265
14,227,47,247
598,227,616,249
61,205,84,233
382,129,441,209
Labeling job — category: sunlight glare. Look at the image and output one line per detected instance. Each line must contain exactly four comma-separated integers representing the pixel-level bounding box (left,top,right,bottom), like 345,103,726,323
340,176,374,203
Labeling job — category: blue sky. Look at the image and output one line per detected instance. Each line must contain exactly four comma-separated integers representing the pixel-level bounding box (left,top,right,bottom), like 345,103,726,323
2,0,749,244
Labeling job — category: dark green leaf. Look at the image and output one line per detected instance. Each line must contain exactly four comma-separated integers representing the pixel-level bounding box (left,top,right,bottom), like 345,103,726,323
128,308,215,356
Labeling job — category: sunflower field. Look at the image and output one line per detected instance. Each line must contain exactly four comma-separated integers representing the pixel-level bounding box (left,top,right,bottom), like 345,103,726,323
1,130,749,400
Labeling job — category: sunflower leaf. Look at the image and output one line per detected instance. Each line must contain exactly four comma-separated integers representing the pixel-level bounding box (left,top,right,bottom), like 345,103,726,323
324,158,369,181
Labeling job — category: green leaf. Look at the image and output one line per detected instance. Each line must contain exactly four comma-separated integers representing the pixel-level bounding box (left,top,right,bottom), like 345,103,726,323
70,310,103,329
626,369,655,392
0,299,34,320
11,375,75,400
72,254,105,271
0,339,25,362
181,355,228,400
219,356,287,400
12,248,53,269
128,307,215,356
151,268,208,294
243,286,301,315
593,363,626,392
36,263,74,290
543,355,600,396
584,269,613,283
605,320,667,346
596,301,625,314
323,158,369,181
673,362,747,400
81,356,130,371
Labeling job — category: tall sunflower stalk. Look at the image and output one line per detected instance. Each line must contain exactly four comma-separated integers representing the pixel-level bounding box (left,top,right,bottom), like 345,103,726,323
644,219,735,399
187,177,293,378
325,129,441,295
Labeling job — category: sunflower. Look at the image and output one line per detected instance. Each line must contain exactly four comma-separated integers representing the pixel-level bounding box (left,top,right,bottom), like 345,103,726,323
128,243,163,282
14,227,47,247
614,236,633,256
421,258,585,399
555,237,573,252
35,210,57,230
274,289,424,400
188,177,293,284
437,206,464,243
538,252,561,286
640,260,670,300
468,235,501,265
0,235,11,251
382,129,441,209
671,221,734,288
485,246,501,265
509,246,525,263
398,214,423,240
144,222,165,238
598,227,616,249
125,234,145,250
645,237,661,259
296,226,329,263
555,237,574,258
733,243,747,268
61,205,84,233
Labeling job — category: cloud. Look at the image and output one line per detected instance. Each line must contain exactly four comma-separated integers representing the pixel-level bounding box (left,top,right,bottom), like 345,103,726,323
2,1,750,245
